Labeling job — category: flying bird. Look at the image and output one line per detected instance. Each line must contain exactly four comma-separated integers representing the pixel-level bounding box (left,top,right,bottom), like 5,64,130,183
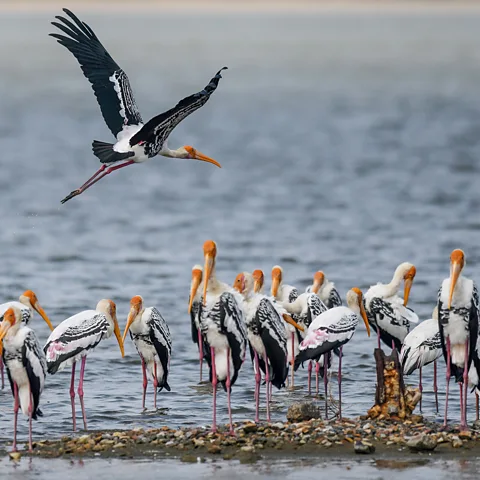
0,307,47,452
50,9,224,204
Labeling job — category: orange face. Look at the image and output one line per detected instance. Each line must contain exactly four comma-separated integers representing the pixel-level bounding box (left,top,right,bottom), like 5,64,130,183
311,271,325,294
183,146,222,169
271,266,283,298
21,290,54,331
448,249,465,309
351,287,370,337
252,269,264,293
233,273,246,294
202,240,218,304
403,266,416,307
0,308,17,354
188,267,203,314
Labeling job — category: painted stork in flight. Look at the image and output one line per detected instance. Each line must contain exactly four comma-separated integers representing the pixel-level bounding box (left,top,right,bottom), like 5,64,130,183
198,240,247,434
0,290,53,389
306,271,342,309
44,299,124,431
50,9,224,204
296,288,371,419
438,249,480,429
234,271,303,422
0,306,47,452
400,306,442,412
123,295,172,410
364,262,418,350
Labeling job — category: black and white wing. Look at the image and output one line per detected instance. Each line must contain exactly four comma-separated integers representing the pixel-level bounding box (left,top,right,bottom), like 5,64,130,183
327,287,343,309
469,284,480,388
23,329,47,419
130,68,227,156
44,311,109,374
288,288,299,304
50,9,143,137
305,294,328,327
255,299,288,388
147,307,172,391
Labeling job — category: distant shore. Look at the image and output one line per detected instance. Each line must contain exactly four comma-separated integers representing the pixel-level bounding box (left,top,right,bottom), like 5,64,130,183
1,0,480,13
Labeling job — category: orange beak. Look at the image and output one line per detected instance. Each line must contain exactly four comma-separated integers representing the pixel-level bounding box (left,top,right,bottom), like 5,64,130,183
283,314,304,332
0,310,15,355
203,254,214,306
122,304,141,344
403,278,413,307
188,271,202,314
112,312,125,357
191,149,221,169
33,302,54,331
448,262,463,309
359,301,371,337
271,276,280,298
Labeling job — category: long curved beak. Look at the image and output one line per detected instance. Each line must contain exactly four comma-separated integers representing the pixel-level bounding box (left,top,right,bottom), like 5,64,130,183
33,302,54,331
271,277,280,298
403,278,413,307
253,279,262,294
359,301,371,337
193,150,221,169
448,262,462,309
0,321,12,355
113,314,125,357
203,254,214,305
122,307,138,344
188,276,202,314
283,314,304,332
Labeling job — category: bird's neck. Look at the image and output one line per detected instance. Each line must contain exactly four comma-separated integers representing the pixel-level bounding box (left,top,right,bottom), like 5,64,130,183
160,146,185,158
383,272,404,298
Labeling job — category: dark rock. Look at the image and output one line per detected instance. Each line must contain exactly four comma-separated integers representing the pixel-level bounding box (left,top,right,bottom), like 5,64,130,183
354,440,376,454
407,434,437,452
286,402,321,422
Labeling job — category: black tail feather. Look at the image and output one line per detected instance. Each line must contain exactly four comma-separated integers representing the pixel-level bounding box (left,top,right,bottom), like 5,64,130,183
92,140,135,164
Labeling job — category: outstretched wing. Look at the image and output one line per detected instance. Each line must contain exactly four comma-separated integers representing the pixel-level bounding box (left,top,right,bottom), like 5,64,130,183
50,9,143,137
130,67,227,153
148,307,172,391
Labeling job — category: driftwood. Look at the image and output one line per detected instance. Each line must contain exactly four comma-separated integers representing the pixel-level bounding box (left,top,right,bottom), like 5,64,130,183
367,348,421,420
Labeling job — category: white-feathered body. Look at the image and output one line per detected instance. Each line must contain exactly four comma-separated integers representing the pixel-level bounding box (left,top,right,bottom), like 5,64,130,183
306,280,342,309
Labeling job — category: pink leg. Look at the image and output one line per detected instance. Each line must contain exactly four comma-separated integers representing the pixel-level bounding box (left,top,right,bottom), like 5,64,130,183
12,382,19,452
315,361,320,396
460,383,464,426
265,356,271,422
461,340,469,430
141,358,148,410
78,357,88,430
211,347,217,433
324,353,329,419
61,161,135,204
338,347,343,419
198,329,204,383
290,333,295,388
0,356,4,389
392,340,395,351
226,348,234,434
254,351,260,423
28,391,33,452
419,367,423,412
153,362,158,409
434,360,439,414
70,362,77,432
307,361,312,396
444,338,451,428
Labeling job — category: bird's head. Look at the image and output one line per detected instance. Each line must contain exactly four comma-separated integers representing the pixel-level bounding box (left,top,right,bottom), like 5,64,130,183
179,146,221,169
403,265,416,307
311,271,325,295
252,269,264,294
233,272,254,296
202,240,217,304
448,249,465,309
0,307,22,355
346,288,370,337
188,265,203,314
97,299,124,358
19,290,54,331
123,295,144,343
271,265,283,298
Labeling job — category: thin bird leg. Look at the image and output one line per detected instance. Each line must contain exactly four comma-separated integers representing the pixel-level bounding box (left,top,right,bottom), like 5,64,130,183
61,160,135,204
211,347,217,433
79,164,107,189
476,391,479,422
434,360,439,414
391,340,395,351
307,361,312,396
28,390,33,453
315,361,320,396
324,352,329,419
12,382,19,452
70,362,77,432
141,358,148,411
338,346,343,420
226,348,234,435
0,356,4,389
153,363,158,410
290,333,295,389
444,337,451,428
459,383,464,427
254,350,260,423
198,328,204,383
461,339,469,430
419,367,423,412
377,328,381,350
265,356,271,423
78,357,88,430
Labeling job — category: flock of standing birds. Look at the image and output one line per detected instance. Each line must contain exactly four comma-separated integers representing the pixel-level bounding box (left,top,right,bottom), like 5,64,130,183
0,8,477,455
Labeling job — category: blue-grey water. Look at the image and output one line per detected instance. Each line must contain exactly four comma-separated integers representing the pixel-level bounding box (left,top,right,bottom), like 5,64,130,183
1,5,480,478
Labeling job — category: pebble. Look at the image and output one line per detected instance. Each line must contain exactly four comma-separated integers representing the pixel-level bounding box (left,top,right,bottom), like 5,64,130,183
241,445,255,453
286,402,321,422
407,434,437,452
354,440,376,454
451,436,463,448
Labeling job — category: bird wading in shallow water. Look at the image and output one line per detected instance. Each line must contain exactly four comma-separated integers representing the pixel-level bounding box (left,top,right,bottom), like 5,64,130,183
50,9,224,204
123,295,172,410
43,299,124,431
0,307,47,452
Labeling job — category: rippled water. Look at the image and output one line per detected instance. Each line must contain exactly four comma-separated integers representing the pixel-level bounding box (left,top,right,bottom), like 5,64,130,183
0,6,480,452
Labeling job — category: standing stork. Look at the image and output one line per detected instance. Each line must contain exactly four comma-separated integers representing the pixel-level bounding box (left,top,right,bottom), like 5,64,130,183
0,290,53,389
50,9,224,204
234,272,303,422
296,288,371,419
400,307,442,412
364,262,418,350
44,299,124,431
199,240,247,434
0,307,47,452
306,271,342,309
188,265,211,382
123,295,172,410
438,249,480,429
